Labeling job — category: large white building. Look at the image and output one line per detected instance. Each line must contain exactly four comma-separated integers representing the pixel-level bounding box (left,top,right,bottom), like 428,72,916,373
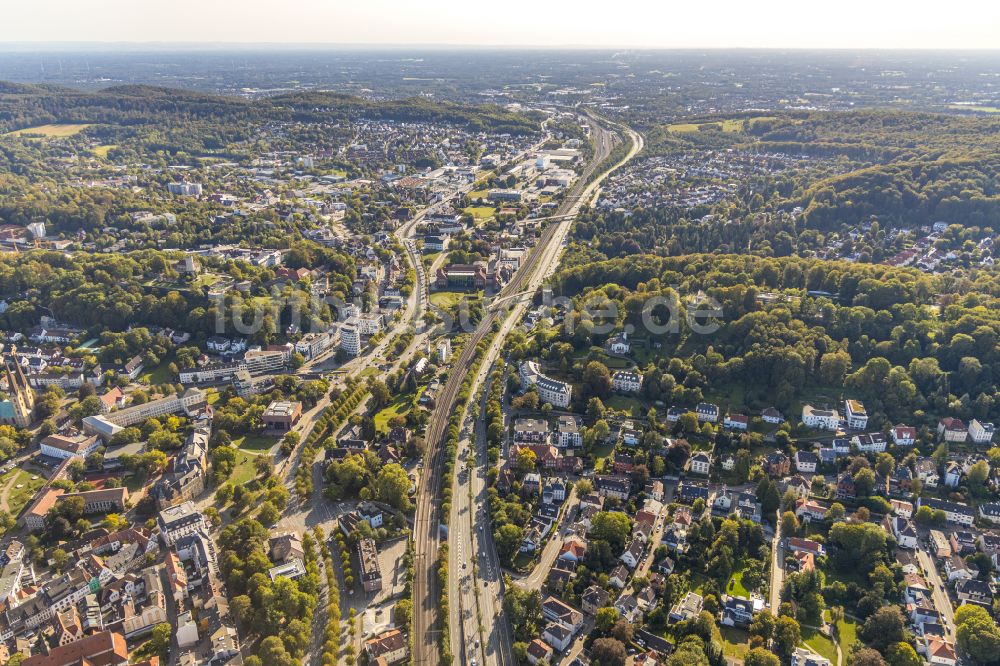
167,181,203,196
802,405,840,431
844,400,869,430
357,313,383,336
969,419,995,445
157,502,207,546
340,320,361,356
40,432,101,460
295,332,332,359
83,388,206,438
519,360,572,408
611,370,643,394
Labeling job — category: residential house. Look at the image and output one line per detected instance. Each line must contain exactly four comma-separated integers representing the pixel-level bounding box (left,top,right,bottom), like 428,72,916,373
542,622,575,652
802,405,839,431
581,585,610,615
668,592,703,623
917,497,974,526
969,419,995,445
620,538,645,570
612,370,643,394
763,451,790,477
595,475,630,501
943,461,963,488
794,450,818,474
527,638,554,665
891,425,917,447
844,400,869,429
541,597,583,633
853,432,887,453
937,418,968,443
761,407,784,424
688,452,711,476
365,629,408,665
724,414,748,431
696,403,719,423
556,415,582,447
720,596,754,628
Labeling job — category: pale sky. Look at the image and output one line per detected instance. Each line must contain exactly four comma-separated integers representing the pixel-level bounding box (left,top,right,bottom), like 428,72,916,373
3,0,1000,49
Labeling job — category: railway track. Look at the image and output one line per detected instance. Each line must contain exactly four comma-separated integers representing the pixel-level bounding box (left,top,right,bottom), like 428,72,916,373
413,114,634,666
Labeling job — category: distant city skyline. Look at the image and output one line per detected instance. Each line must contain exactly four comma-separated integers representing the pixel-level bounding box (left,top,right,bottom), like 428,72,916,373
4,0,1000,50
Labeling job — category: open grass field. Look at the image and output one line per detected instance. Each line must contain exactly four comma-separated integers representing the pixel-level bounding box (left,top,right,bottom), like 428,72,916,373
92,144,117,158
5,123,92,138
229,452,265,486
463,206,496,222
666,116,776,134
604,394,645,416
234,434,277,452
429,290,478,314
1,467,46,516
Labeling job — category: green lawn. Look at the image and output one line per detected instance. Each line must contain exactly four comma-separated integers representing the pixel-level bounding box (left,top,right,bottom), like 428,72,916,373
666,117,776,134
802,627,838,665
140,360,175,385
2,468,46,516
604,395,645,416
234,434,277,452
719,626,750,659
592,440,616,471
726,570,751,598
835,617,858,657
374,393,415,434
429,291,480,319
463,206,496,224
229,452,265,486
5,123,92,138
92,144,117,158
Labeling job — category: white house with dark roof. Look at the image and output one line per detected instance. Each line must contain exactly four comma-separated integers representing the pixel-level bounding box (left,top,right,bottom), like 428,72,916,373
761,407,784,424
689,452,712,476
612,370,643,393
696,403,719,423
794,450,818,473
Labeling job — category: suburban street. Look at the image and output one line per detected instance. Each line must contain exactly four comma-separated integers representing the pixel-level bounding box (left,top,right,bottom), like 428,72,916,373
915,546,956,640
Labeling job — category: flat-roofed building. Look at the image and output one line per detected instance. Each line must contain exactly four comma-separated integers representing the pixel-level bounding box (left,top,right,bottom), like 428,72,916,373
357,538,382,593
263,400,302,433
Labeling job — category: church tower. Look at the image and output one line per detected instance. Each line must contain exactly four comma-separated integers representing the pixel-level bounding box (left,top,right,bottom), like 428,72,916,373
3,346,35,428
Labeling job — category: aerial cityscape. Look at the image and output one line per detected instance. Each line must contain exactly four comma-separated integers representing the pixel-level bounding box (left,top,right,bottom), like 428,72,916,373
0,4,999,666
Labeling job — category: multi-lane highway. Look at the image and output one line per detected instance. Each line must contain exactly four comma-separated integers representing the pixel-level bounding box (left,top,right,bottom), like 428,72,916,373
413,113,643,666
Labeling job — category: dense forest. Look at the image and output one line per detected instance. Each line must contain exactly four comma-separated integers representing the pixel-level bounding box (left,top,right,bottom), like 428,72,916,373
0,82,540,136
0,245,355,342
523,253,1000,428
